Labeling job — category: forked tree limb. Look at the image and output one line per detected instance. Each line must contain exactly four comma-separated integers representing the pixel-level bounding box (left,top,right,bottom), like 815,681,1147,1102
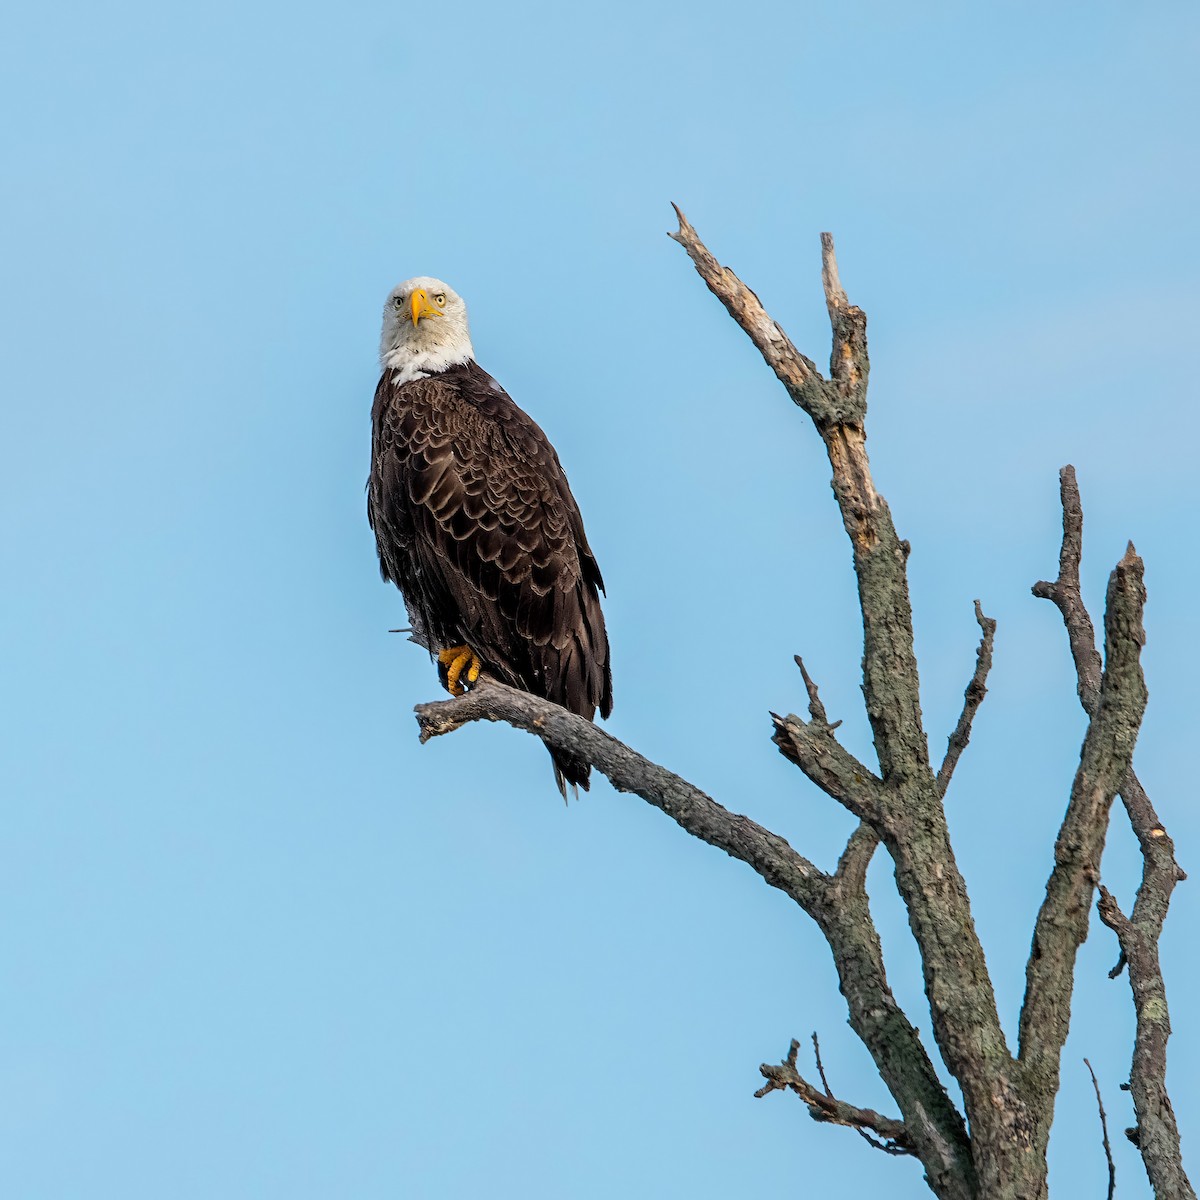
1032,469,1184,959
416,678,976,1199
771,709,883,824
667,204,828,415
819,232,869,414
1113,771,1187,975
755,1037,911,1153
810,1031,905,1157
1018,545,1149,1128
1032,467,1103,709
810,814,975,1197
770,657,884,822
1032,468,1193,1199
670,207,1028,1195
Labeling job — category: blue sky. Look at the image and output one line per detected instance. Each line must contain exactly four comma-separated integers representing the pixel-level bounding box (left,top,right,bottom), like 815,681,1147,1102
2,2,1197,1196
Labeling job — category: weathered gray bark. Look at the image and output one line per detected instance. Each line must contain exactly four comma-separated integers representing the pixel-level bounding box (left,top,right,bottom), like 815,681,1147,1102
409,214,1190,1198
1035,468,1194,1200
1018,544,1149,1164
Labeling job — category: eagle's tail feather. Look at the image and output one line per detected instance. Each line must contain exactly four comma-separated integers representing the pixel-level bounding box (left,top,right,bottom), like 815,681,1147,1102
550,748,591,802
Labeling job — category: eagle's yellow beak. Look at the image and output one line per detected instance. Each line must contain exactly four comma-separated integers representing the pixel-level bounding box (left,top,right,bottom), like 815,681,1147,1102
410,288,441,326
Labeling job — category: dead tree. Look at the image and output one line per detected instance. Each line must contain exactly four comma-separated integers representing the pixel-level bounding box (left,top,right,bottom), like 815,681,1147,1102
414,211,1192,1200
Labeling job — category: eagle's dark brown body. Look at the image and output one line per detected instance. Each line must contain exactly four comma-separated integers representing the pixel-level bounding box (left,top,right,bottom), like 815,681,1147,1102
368,360,612,792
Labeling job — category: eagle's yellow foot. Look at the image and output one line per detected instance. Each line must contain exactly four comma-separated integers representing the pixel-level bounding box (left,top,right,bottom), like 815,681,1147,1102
437,645,482,696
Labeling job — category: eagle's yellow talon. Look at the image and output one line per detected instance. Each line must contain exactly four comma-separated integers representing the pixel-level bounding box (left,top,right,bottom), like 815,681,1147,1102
437,645,482,696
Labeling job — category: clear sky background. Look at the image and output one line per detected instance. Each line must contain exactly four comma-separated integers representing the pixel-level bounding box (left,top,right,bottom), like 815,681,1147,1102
2,2,1197,1197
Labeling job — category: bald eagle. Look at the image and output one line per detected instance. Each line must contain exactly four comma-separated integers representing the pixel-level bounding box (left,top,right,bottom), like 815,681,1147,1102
368,277,613,795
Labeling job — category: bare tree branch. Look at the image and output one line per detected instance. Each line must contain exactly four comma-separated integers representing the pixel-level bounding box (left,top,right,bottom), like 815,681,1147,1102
811,1030,835,1095
667,204,828,414
756,1038,912,1154
814,825,976,1198
771,657,883,822
1032,467,1103,711
1083,1058,1117,1200
820,232,869,414
811,1031,913,1157
1097,889,1197,1200
417,675,827,909
1031,470,1184,951
794,654,841,729
670,208,1028,1197
771,710,883,824
1113,772,1188,977
1019,546,1148,1128
835,821,880,894
1032,467,1194,1198
417,676,976,1199
936,601,997,797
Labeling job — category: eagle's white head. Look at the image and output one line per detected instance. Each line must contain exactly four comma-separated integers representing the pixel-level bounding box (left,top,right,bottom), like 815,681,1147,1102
379,276,475,383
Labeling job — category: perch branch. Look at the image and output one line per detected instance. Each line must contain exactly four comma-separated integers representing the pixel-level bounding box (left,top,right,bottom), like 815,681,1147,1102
417,676,975,1198
936,601,997,797
418,675,827,910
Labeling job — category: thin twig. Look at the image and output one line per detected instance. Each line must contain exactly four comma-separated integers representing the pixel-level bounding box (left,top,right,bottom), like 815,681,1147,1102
812,1031,834,1094
812,1032,901,1156
1084,1059,1116,1200
794,655,842,729
936,601,997,797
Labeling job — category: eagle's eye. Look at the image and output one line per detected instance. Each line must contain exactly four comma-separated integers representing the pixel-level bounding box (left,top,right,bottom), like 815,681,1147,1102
393,296,405,310
434,293,446,306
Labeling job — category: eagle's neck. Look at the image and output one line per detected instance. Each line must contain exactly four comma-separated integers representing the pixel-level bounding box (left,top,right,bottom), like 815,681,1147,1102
382,328,475,386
